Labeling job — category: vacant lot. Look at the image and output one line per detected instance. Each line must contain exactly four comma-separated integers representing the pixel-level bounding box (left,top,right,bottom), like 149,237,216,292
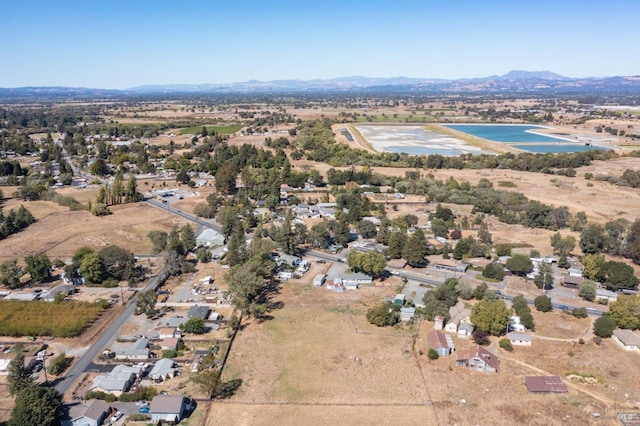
207,274,629,425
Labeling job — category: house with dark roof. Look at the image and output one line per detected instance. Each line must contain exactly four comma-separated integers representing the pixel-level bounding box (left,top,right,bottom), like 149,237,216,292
455,345,499,373
150,394,190,423
427,330,454,357
524,376,568,393
187,305,210,320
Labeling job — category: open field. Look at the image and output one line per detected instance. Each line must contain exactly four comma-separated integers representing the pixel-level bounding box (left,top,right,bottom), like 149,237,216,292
179,125,244,135
0,201,185,262
208,272,634,425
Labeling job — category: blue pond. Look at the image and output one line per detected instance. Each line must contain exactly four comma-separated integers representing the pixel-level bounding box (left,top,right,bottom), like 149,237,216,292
443,124,609,153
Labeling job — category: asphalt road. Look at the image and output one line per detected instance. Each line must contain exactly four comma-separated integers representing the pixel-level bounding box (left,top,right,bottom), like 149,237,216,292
54,265,169,395
145,198,221,233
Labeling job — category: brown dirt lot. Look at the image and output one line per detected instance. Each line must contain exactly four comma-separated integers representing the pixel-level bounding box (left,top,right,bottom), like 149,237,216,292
206,274,634,425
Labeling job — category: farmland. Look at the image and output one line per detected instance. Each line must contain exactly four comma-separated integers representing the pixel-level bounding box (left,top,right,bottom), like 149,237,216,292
0,300,108,337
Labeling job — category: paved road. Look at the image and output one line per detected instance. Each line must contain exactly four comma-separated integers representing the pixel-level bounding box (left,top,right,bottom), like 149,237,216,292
54,265,169,395
145,198,221,233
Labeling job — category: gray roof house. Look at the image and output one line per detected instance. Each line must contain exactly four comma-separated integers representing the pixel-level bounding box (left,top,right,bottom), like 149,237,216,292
91,364,146,396
399,307,416,322
113,337,149,360
150,395,189,423
612,329,640,352
195,228,225,247
41,284,76,302
508,333,532,346
65,400,111,426
149,358,177,382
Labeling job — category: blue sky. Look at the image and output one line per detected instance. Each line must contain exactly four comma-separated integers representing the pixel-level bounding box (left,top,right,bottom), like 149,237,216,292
1,0,639,88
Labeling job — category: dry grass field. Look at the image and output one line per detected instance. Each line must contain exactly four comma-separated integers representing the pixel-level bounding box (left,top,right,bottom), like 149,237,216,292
0,200,184,262
206,273,636,426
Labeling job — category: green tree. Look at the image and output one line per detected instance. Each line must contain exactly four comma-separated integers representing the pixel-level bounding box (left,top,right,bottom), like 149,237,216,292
427,348,439,360
79,252,106,284
135,289,157,317
608,295,640,330
600,261,639,291
196,248,212,263
534,295,553,312
499,338,513,352
180,224,196,253
47,352,70,375
482,263,504,280
505,254,533,277
0,259,23,289
182,317,206,334
366,302,398,327
9,385,61,426
470,299,510,336
582,254,605,281
7,352,33,396
387,230,407,259
580,224,606,254
24,253,51,283
147,230,168,253
347,251,386,278
430,218,449,239
403,228,429,267
473,282,488,300
125,175,142,203
99,245,136,282
579,281,596,301
225,264,267,318
626,219,640,264
593,315,617,338
356,220,377,239
215,160,238,195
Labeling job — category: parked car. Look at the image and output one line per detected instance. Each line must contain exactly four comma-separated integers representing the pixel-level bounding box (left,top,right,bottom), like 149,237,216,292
139,406,150,414
111,411,123,422
558,304,568,310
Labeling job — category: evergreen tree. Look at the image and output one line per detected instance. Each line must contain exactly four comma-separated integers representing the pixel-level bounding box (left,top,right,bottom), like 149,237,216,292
387,230,407,259
8,352,33,396
403,228,429,267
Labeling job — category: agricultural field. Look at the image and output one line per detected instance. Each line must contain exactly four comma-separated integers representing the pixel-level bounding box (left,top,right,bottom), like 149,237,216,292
0,300,108,337
179,124,244,135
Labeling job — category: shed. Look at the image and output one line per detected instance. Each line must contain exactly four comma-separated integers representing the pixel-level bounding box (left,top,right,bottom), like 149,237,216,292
427,330,454,357
399,307,416,322
393,294,406,306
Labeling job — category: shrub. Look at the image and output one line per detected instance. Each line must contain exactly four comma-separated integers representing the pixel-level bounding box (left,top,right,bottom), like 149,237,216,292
472,329,490,346
162,350,178,359
570,307,588,318
499,338,513,351
47,353,70,375
428,348,439,360
593,315,616,338
534,295,553,312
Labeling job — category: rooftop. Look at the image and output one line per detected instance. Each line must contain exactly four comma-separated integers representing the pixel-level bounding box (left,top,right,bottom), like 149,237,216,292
524,376,568,393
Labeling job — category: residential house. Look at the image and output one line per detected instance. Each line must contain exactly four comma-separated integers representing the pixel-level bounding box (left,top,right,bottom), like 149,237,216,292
195,228,225,247
113,337,149,360
158,327,180,339
596,288,618,303
508,333,532,346
335,273,373,290
457,322,475,338
65,400,111,426
433,259,468,273
149,358,177,382
524,376,568,393
444,302,472,334
612,329,640,352
455,345,499,373
150,394,190,423
568,262,584,278
561,275,583,289
399,307,416,322
427,330,455,357
187,305,210,320
91,364,145,396
41,284,75,302
159,338,180,351
361,216,381,226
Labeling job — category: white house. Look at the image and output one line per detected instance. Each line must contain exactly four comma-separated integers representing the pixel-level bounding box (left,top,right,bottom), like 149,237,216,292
509,316,526,332
150,395,189,423
508,333,532,346
195,228,225,247
612,329,640,352
399,307,416,322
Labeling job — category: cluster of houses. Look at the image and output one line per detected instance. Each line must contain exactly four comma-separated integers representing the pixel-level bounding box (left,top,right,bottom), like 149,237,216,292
1,283,77,302
63,394,193,425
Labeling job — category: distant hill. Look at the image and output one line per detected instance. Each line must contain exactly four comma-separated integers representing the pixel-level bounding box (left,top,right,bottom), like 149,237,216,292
2,71,640,99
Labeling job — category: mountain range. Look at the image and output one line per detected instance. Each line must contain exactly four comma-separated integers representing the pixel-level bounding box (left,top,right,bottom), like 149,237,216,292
1,71,640,99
